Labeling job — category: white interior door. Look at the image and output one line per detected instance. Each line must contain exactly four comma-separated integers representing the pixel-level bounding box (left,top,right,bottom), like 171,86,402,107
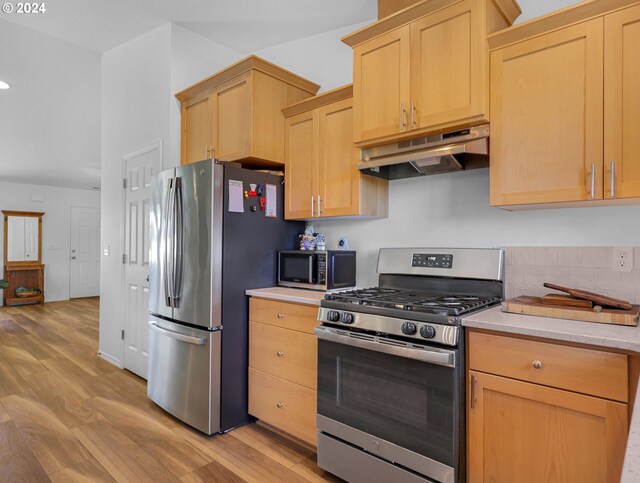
69,207,100,298
123,141,162,379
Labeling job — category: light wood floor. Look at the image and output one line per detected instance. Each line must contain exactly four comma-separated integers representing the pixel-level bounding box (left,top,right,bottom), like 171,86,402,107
0,298,341,483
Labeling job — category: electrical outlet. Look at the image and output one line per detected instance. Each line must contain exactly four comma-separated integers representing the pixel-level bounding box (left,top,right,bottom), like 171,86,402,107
612,247,633,272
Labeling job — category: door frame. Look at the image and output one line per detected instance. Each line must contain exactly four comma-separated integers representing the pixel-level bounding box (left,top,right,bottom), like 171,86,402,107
120,139,163,374
68,205,101,298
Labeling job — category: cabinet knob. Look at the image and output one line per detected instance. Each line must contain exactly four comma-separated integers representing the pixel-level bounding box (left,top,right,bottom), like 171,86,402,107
277,313,284,319
532,360,543,369
276,402,284,408
276,351,284,357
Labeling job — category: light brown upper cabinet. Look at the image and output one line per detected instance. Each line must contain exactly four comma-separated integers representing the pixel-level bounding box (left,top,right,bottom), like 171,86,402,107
283,85,388,220
489,0,640,208
342,0,521,147
176,56,319,167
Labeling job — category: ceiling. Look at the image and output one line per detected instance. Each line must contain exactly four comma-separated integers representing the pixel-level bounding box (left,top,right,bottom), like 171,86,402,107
0,0,377,54
0,0,582,191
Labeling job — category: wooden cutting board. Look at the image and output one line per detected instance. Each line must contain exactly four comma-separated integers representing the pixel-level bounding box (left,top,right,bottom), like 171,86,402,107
540,293,593,308
503,296,640,326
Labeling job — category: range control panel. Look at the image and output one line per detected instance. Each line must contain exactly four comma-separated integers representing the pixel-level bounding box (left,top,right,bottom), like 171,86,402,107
412,253,453,269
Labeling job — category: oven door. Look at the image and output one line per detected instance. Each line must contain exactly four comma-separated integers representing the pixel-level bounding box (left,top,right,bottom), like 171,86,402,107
315,327,462,483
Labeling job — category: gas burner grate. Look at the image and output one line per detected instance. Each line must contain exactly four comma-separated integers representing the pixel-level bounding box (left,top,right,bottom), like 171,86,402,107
325,288,500,316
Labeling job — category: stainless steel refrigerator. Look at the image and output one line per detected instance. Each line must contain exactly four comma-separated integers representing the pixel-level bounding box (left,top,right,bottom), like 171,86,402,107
147,159,302,434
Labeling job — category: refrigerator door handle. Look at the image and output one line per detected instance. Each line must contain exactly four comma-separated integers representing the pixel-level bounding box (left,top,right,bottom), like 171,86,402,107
163,178,175,307
148,321,207,345
173,176,184,307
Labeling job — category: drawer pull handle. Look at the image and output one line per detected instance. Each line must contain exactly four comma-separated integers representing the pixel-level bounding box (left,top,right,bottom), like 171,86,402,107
277,313,284,319
276,402,284,408
277,351,284,357
532,360,543,369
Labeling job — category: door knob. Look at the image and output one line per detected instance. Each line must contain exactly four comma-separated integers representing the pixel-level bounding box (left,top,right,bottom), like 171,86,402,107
146,275,150,282
71,256,76,260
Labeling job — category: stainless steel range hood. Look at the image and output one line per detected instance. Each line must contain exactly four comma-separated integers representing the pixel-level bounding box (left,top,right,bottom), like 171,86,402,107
359,124,490,180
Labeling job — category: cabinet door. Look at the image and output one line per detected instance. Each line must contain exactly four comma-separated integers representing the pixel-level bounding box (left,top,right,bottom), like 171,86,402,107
468,371,627,483
490,20,604,206
317,98,360,217
410,0,485,131
181,93,214,165
284,111,317,219
353,25,411,143
605,5,640,199
214,73,251,161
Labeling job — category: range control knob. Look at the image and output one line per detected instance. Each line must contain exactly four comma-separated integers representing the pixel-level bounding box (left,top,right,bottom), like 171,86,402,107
326,310,340,322
340,312,354,324
401,322,417,335
420,325,436,339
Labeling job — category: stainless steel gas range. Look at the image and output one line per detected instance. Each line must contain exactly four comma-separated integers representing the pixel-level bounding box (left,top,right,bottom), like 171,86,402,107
315,248,504,483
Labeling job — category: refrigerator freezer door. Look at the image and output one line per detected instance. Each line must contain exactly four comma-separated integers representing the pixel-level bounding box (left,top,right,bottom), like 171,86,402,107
147,316,221,434
149,167,175,320
171,160,223,328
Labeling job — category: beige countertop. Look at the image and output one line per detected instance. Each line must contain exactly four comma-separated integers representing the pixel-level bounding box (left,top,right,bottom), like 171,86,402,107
462,305,640,483
245,286,326,306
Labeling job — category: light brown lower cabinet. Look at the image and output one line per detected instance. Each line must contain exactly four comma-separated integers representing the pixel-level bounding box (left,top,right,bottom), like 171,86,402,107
467,330,629,483
248,297,318,446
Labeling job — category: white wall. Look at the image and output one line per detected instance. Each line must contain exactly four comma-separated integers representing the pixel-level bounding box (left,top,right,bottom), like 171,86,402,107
100,24,172,365
0,181,100,302
0,19,101,190
312,170,640,286
254,21,371,93
169,24,243,165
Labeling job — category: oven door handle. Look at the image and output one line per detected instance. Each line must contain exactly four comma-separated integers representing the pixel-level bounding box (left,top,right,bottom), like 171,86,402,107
314,327,456,368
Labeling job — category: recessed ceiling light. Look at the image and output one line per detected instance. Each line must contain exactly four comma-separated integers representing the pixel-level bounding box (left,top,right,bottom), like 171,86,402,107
0,81,10,90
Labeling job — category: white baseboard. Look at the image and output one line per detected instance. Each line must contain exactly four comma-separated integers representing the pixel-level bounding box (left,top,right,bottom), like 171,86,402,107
98,350,122,368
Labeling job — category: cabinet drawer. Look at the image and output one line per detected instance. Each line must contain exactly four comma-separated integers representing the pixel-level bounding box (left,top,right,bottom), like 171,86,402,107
468,331,628,402
249,298,318,334
249,322,317,390
248,368,317,446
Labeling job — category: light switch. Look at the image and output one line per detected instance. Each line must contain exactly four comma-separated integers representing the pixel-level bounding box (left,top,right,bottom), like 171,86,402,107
103,244,110,256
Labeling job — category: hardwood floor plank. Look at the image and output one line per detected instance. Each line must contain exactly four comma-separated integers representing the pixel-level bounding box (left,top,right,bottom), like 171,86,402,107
41,358,97,399
49,458,116,483
0,400,11,423
56,345,119,378
228,423,314,468
0,332,65,361
71,419,182,483
90,396,212,477
290,454,343,483
1,394,95,474
21,370,104,429
0,343,49,378
0,420,51,483
180,459,248,483
169,422,309,483
0,354,35,398
0,316,29,335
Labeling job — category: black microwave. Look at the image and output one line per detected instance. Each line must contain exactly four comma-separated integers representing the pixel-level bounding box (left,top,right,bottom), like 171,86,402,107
277,250,356,291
